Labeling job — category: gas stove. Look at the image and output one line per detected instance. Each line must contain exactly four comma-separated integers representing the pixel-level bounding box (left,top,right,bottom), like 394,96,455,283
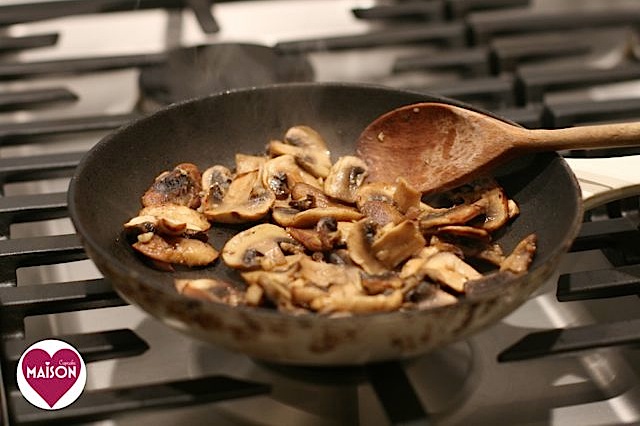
0,0,639,425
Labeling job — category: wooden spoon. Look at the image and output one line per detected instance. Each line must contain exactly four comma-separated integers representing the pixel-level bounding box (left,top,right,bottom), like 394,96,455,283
356,102,640,194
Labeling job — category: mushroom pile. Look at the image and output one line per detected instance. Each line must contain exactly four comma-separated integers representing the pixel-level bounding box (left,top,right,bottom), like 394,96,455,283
123,125,537,315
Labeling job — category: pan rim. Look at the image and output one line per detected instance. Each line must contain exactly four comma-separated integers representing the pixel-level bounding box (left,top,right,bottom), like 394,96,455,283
68,81,584,325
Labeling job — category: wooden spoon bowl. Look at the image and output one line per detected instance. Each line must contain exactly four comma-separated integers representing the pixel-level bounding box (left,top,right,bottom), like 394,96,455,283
357,102,640,194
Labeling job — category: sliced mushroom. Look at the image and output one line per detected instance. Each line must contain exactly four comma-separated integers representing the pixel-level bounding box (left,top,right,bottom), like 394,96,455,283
142,163,202,209
203,170,275,223
273,205,362,228
222,223,303,270
241,268,296,311
360,200,404,227
287,216,341,252
355,181,396,210
310,288,403,314
404,282,457,310
419,203,484,232
132,234,219,267
262,154,322,199
290,182,338,210
475,186,510,231
131,203,211,235
297,255,362,289
201,165,233,207
355,181,405,226
420,251,482,293
345,219,387,275
435,225,491,242
268,125,332,178
393,177,421,215
323,156,368,203
500,233,537,274
235,153,266,175
175,278,245,306
370,220,426,269
361,273,403,295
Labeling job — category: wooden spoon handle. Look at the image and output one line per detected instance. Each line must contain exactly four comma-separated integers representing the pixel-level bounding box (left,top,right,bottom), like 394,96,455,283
521,122,640,151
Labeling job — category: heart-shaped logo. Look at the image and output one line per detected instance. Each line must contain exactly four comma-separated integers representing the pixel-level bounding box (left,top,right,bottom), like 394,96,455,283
17,340,86,410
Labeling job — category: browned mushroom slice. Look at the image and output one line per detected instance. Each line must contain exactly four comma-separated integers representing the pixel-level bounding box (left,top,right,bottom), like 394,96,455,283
435,225,491,242
287,217,341,252
274,206,363,228
500,233,537,274
356,181,406,226
393,177,421,215
310,288,403,314
133,234,219,267
346,219,388,275
361,273,403,295
222,223,303,270
474,186,510,231
323,156,368,203
290,182,338,210
370,220,426,269
131,204,211,237
235,153,266,175
404,282,458,310
359,200,405,227
175,278,246,306
297,255,362,288
203,170,275,223
291,284,328,307
142,163,202,209
507,199,520,219
262,154,322,199
419,252,482,293
201,165,233,207
268,125,332,178
355,181,396,209
419,203,484,231
241,264,304,311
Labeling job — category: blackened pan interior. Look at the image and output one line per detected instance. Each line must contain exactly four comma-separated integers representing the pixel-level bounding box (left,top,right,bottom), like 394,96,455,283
68,82,582,364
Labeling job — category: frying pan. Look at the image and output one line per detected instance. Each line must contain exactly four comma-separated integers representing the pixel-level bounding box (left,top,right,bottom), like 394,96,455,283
68,82,582,366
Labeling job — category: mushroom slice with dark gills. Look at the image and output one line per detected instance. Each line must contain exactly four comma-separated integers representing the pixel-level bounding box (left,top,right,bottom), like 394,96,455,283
287,217,341,252
124,203,211,238
222,223,304,270
273,205,363,228
345,218,387,275
444,178,513,232
203,169,275,224
132,233,219,267
142,163,202,209
262,154,322,200
355,182,404,226
419,203,484,232
323,156,368,203
200,165,233,207
268,125,332,179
